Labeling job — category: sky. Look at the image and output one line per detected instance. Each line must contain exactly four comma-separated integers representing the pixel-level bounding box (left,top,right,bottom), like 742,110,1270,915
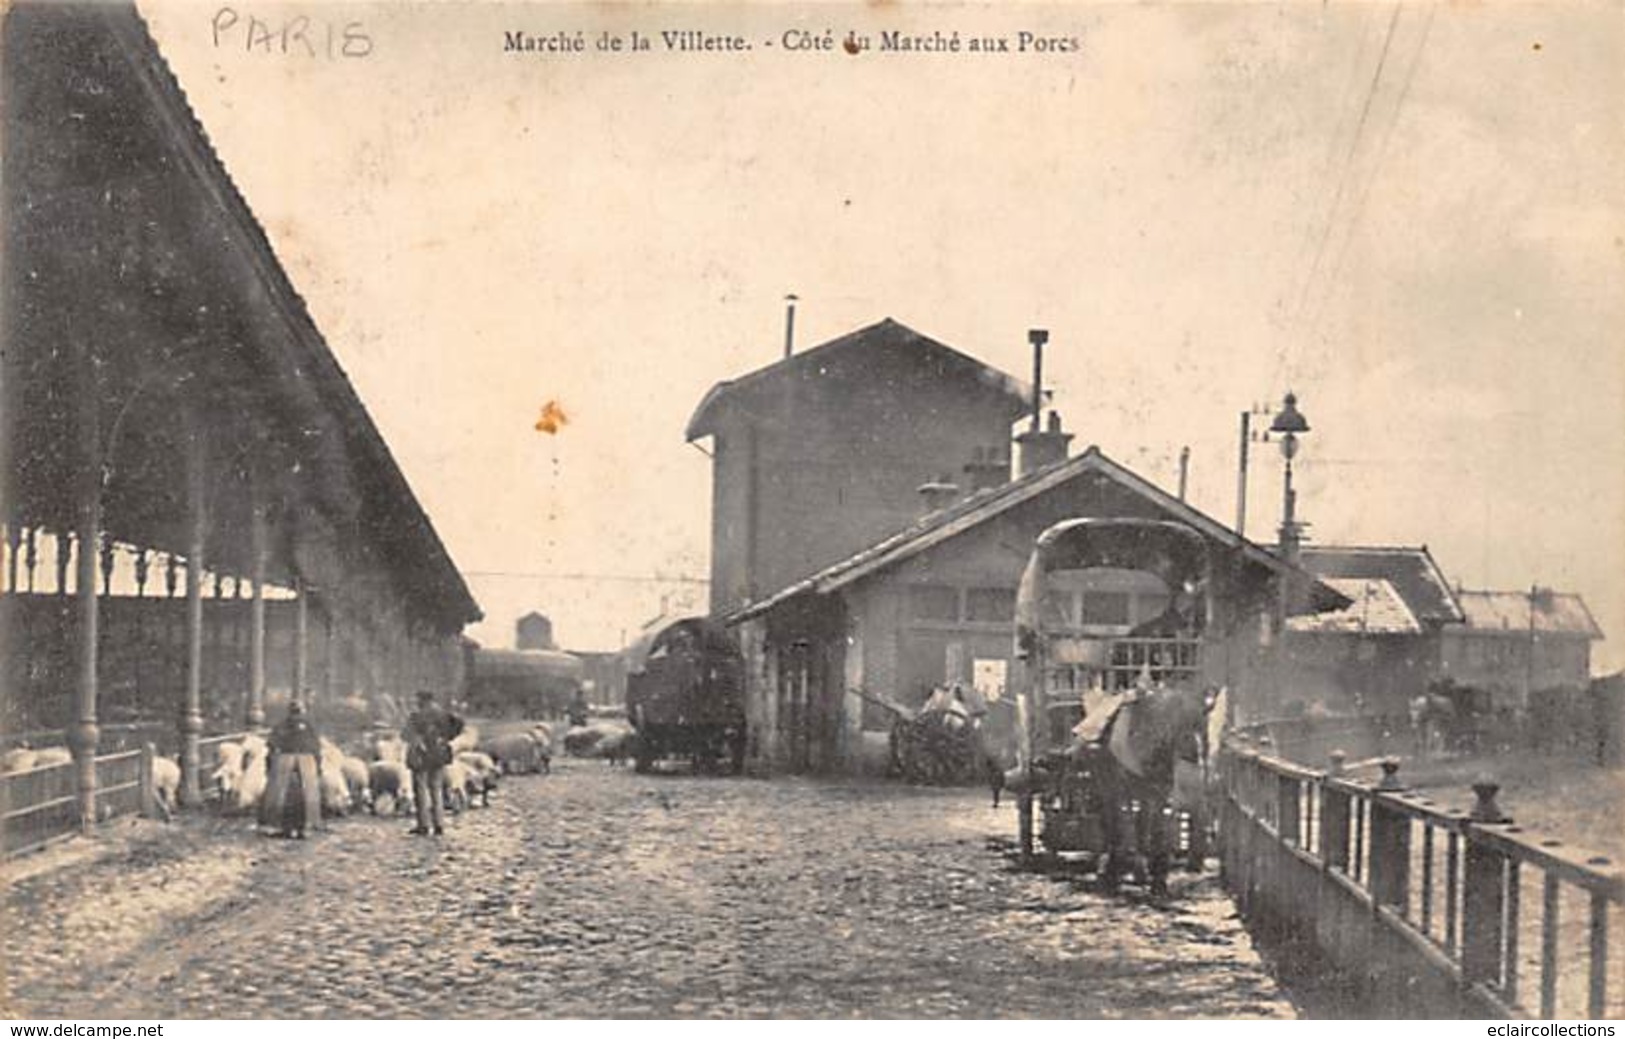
139,1,1625,664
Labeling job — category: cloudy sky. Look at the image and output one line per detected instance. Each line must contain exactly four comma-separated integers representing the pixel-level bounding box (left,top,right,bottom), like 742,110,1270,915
140,1,1624,663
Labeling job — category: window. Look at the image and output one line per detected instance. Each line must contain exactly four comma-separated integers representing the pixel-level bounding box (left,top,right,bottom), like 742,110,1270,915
1080,592,1131,627
966,587,1015,622
908,584,959,622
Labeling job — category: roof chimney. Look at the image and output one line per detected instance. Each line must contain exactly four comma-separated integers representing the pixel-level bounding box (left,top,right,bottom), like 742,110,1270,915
1027,328,1049,432
963,445,1011,493
1015,410,1073,477
783,294,799,359
917,474,960,514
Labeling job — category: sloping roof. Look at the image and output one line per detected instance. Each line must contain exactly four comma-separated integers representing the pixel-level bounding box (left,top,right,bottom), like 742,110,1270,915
104,4,481,628
1299,545,1463,625
686,318,1031,440
1286,578,1421,635
1455,590,1603,639
728,446,1349,623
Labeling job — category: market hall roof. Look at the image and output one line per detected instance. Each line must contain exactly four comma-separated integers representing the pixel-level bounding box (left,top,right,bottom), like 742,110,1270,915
685,318,1033,441
726,445,1351,624
1298,545,1463,627
1,1,479,630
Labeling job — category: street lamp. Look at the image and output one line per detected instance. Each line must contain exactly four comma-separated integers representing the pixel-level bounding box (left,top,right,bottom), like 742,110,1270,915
1270,391,1310,561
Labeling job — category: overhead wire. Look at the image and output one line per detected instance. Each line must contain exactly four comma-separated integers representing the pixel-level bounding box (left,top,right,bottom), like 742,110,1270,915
1304,3,1436,342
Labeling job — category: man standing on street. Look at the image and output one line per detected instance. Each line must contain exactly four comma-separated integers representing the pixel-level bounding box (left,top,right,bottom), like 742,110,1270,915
404,689,463,837
266,700,323,839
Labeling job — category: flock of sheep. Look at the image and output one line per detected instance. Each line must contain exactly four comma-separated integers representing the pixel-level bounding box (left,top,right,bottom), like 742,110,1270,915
0,715,641,831
208,723,557,826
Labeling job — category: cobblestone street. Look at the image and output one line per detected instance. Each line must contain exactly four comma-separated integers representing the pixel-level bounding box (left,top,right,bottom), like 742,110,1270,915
4,760,1294,1019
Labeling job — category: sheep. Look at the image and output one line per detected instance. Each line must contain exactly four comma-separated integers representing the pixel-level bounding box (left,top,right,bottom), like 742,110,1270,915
236,741,269,816
479,732,542,775
373,734,408,766
338,754,371,811
1,747,39,773
441,760,471,814
562,726,603,758
455,751,499,807
450,724,480,755
212,742,246,805
30,746,72,769
595,729,636,768
367,759,412,816
150,756,181,822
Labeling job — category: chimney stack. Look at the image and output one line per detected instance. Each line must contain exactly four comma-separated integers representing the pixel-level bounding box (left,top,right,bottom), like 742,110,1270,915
783,294,799,359
963,445,1011,493
917,474,960,514
1027,328,1049,432
1015,410,1073,477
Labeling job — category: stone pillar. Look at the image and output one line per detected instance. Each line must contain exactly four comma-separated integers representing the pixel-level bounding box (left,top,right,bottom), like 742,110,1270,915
248,497,267,729
180,431,205,806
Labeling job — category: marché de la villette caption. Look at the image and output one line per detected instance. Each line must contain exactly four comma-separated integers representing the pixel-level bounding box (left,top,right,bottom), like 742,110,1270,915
504,28,1080,55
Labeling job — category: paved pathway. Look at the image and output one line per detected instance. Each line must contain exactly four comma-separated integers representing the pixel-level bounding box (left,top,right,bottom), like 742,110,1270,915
3,759,1294,1018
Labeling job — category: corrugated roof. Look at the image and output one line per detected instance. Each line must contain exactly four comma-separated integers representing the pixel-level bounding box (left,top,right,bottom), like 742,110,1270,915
1299,545,1463,625
727,446,1350,624
1286,578,1421,635
686,318,1031,440
1455,590,1603,639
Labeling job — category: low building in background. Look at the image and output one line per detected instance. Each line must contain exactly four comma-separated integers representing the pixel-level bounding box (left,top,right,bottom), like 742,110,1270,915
1441,587,1602,707
1281,545,1464,719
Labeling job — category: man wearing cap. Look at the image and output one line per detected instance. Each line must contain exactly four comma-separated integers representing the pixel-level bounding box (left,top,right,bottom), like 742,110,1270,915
403,690,463,836
266,700,323,839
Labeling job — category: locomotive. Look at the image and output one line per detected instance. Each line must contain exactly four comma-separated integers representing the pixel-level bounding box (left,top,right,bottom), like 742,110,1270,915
624,617,746,774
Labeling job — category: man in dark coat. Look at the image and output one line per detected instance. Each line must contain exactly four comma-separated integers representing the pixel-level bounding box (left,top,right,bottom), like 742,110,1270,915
266,700,322,839
566,688,590,729
403,690,463,836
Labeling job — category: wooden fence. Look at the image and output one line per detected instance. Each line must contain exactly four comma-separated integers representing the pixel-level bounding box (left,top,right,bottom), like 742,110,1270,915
1,731,256,857
1221,737,1624,1018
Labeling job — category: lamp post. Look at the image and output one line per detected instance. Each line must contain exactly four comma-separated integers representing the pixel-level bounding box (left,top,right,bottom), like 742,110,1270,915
1269,392,1310,627
1271,392,1310,562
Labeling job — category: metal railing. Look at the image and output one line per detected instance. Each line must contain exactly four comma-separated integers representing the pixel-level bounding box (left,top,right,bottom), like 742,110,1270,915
1222,738,1624,1017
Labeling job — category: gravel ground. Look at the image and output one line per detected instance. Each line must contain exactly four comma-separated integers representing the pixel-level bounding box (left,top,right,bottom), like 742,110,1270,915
3,759,1294,1019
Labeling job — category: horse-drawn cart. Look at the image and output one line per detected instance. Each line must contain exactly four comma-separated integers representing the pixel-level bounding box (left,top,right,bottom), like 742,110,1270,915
855,686,990,786
1004,518,1226,893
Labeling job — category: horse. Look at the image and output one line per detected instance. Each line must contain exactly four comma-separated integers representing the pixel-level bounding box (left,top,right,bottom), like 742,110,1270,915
1085,682,1225,894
